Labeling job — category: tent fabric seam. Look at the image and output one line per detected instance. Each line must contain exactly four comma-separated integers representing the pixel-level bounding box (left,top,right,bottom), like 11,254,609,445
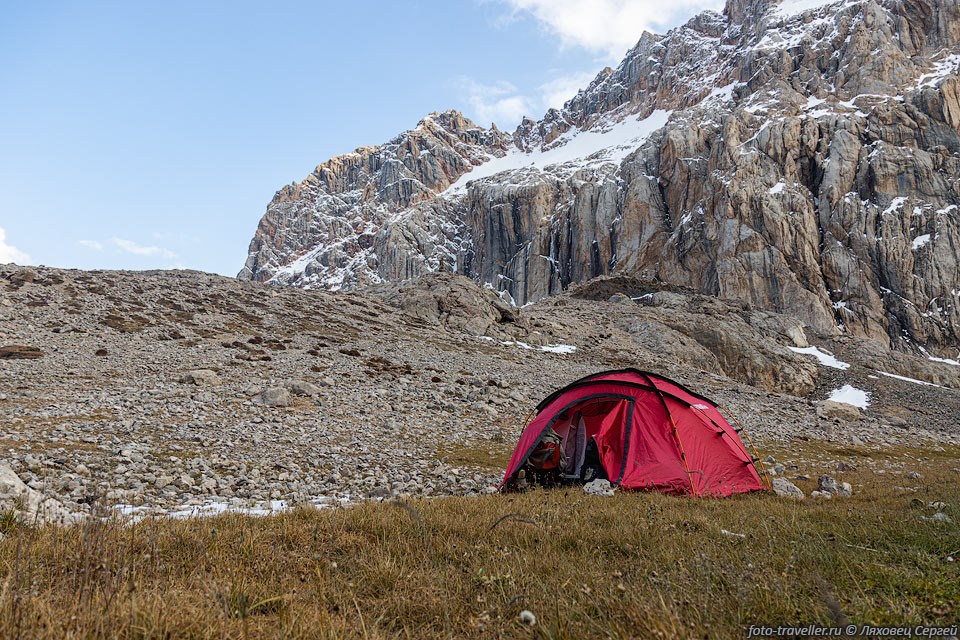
534,368,723,413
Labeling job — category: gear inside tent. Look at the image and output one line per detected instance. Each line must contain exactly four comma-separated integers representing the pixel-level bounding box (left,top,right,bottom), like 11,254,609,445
501,369,769,496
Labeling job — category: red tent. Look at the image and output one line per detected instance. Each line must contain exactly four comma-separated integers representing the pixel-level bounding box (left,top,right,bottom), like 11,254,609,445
501,369,768,497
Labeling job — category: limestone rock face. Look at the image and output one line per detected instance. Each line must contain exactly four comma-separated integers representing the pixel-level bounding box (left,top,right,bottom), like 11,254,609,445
240,0,960,361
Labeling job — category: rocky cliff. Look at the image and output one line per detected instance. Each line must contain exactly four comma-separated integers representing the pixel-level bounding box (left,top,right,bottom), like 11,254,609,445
239,0,960,360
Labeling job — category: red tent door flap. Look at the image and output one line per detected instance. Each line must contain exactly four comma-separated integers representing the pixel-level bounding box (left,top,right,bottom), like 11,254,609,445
552,397,632,483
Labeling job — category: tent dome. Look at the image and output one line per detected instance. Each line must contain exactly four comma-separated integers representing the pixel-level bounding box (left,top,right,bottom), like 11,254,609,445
501,369,768,496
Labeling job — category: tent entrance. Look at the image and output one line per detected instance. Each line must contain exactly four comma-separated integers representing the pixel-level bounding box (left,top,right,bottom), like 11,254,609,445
547,395,634,484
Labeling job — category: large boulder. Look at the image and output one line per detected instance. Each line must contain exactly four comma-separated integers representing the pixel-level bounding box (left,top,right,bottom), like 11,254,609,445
0,345,44,360
0,465,78,525
817,400,861,422
258,387,292,407
648,306,818,396
366,273,524,338
285,380,321,397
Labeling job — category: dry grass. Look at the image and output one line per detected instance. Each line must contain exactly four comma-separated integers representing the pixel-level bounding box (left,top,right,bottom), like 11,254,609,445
434,443,513,470
1,457,958,639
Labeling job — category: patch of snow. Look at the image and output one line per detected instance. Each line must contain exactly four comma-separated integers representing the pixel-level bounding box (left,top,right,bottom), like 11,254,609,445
827,385,870,408
928,356,960,366
772,0,842,18
704,83,735,104
882,197,908,216
769,181,786,194
916,53,960,89
912,233,931,250
502,340,577,354
541,344,577,354
440,109,672,196
788,345,851,369
877,371,944,388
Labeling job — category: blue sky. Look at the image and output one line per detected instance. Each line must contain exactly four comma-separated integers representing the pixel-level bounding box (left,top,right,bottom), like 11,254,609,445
0,0,720,276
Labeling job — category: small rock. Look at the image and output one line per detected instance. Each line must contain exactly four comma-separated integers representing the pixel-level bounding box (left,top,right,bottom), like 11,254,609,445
583,479,615,496
518,610,537,626
258,387,292,407
818,475,852,497
810,490,832,499
178,369,222,386
905,471,922,480
285,380,321,397
772,478,804,500
921,512,952,523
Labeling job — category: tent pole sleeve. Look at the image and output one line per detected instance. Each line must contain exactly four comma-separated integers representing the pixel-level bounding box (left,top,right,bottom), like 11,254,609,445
518,407,537,435
667,409,697,497
639,373,698,496
717,404,770,489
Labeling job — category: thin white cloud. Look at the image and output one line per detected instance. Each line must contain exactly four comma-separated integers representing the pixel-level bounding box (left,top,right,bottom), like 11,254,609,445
455,69,598,129
0,227,30,265
492,0,724,61
78,239,104,251
454,76,536,127
111,237,176,259
538,70,598,110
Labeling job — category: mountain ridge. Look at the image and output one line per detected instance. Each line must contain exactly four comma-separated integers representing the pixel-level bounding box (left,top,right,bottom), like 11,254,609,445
240,0,960,359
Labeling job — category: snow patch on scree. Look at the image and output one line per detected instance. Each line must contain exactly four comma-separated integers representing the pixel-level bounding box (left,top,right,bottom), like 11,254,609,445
540,344,577,354
501,340,577,355
788,346,850,369
827,385,870,408
878,371,944,388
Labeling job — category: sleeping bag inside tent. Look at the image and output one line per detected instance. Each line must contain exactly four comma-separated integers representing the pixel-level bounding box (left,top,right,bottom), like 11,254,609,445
501,369,768,496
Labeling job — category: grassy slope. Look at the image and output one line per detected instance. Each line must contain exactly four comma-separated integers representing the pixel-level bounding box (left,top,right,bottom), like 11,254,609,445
1,448,958,640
